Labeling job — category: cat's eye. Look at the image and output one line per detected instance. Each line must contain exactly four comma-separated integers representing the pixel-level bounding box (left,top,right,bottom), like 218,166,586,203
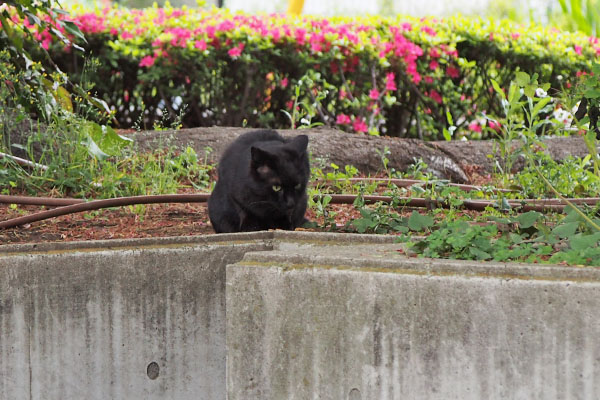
272,185,282,192
294,183,302,190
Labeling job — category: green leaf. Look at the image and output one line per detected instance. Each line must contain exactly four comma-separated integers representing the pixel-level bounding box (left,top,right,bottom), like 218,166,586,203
0,13,23,53
569,233,600,251
532,97,551,118
55,85,73,112
523,85,536,98
584,89,600,99
564,205,585,223
516,211,542,229
446,110,454,126
498,197,512,211
61,20,87,43
391,224,409,233
508,82,520,105
87,123,132,159
85,137,110,160
470,247,492,260
41,77,73,112
557,0,568,12
442,128,452,141
515,71,530,87
552,221,579,238
490,79,506,100
352,218,373,233
384,95,397,106
408,211,434,231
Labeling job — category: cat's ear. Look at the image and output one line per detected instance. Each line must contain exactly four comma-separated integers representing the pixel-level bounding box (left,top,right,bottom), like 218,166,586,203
287,135,309,155
250,146,274,177
251,146,273,165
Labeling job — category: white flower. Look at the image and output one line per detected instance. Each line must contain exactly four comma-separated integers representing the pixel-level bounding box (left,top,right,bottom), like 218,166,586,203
535,88,548,98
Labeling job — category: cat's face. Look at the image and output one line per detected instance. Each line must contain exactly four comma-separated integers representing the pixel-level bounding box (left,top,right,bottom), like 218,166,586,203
248,135,309,220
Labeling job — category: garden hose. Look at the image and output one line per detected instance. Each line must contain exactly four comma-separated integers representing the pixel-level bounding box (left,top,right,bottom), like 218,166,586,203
1,193,597,230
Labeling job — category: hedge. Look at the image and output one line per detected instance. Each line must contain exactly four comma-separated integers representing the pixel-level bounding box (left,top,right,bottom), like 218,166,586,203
5,3,600,139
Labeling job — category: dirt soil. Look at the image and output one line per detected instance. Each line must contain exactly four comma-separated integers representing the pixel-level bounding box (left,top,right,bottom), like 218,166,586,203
0,201,363,245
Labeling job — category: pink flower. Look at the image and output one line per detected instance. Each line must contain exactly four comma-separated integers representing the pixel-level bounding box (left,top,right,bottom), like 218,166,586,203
294,28,307,45
216,20,235,32
429,48,440,58
194,40,207,50
574,45,582,55
281,77,289,88
339,89,347,99
121,31,134,40
411,72,422,84
468,121,482,132
206,25,216,39
352,118,368,133
446,65,460,78
511,33,520,40
385,72,396,91
429,60,439,70
488,120,501,131
369,89,380,100
421,26,436,36
444,47,458,58
336,114,351,125
309,32,324,52
228,43,245,57
139,55,156,67
270,28,281,41
424,76,434,84
427,90,442,104
41,37,52,50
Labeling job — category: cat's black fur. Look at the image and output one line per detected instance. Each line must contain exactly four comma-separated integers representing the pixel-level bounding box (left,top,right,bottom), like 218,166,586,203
208,130,310,233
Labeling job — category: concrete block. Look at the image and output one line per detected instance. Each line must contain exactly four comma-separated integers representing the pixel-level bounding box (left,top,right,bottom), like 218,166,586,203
227,241,600,400
0,234,271,400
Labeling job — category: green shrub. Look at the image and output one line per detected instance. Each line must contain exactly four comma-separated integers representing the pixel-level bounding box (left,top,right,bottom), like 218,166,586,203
5,3,600,139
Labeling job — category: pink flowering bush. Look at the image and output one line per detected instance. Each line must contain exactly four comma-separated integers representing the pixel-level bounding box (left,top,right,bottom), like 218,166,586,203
5,3,600,139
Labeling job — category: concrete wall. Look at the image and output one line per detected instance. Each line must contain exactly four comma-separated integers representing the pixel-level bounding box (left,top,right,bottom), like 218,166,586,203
0,233,272,400
2,231,600,400
227,236,600,400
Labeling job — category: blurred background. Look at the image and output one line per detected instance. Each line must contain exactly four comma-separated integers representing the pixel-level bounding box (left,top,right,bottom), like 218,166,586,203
71,0,561,20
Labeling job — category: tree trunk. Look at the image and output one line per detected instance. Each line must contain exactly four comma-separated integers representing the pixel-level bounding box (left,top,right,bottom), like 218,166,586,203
129,127,591,183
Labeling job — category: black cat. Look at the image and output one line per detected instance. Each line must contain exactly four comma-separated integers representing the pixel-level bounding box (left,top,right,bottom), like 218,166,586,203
208,130,310,233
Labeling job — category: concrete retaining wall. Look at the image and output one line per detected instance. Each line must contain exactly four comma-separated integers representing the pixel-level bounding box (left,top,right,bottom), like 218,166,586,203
0,233,272,400
2,232,600,399
226,236,600,400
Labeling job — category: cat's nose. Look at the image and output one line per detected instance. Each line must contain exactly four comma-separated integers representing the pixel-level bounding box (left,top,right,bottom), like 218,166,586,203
285,198,295,210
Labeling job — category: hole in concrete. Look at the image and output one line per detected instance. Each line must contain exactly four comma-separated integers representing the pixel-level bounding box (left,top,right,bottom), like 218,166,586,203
147,362,160,380
348,388,361,400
